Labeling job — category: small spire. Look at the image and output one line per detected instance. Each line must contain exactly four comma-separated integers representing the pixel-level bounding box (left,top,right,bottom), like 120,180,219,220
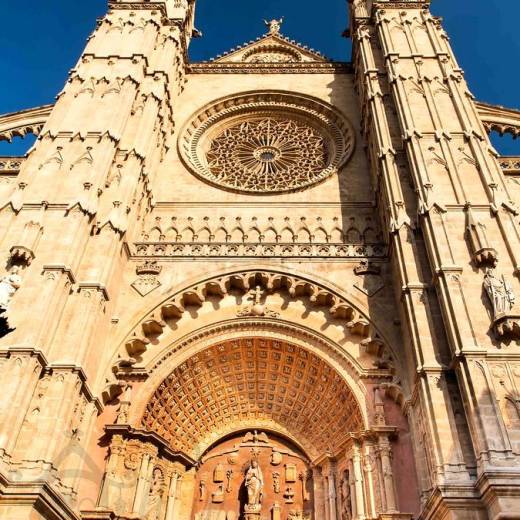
264,17,284,35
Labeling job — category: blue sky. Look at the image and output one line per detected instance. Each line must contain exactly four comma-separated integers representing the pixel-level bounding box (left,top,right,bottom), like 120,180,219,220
0,0,518,155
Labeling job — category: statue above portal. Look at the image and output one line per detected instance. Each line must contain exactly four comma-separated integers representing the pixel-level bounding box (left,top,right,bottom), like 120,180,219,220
245,459,264,507
264,17,284,35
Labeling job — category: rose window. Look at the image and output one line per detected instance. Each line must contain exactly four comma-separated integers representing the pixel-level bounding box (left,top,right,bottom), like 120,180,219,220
206,118,328,192
179,92,355,194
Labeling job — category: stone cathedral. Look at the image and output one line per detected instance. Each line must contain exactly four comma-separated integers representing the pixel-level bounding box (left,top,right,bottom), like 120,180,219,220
3,0,520,519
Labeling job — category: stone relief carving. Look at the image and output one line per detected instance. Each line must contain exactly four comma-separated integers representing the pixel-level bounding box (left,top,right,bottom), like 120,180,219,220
214,463,225,483
287,512,311,520
0,266,22,313
226,470,233,492
272,472,280,493
244,47,300,64
284,487,295,504
285,464,297,483
131,260,162,297
237,286,280,318
212,485,225,503
271,450,282,466
354,259,384,297
199,477,207,501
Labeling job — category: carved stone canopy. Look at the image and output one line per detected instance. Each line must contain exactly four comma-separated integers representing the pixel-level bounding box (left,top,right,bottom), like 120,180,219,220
141,338,364,460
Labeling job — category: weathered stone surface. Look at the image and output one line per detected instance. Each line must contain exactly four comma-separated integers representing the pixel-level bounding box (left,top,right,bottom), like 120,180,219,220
0,1,519,519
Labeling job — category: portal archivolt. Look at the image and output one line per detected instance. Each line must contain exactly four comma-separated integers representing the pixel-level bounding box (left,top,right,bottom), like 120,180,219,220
108,267,397,394
142,337,364,460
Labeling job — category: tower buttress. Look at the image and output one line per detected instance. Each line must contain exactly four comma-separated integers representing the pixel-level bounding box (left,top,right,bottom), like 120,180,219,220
0,1,196,514
351,0,520,516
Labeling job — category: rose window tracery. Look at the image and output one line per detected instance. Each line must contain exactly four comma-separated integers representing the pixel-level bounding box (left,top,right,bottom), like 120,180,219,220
178,92,356,194
206,118,328,192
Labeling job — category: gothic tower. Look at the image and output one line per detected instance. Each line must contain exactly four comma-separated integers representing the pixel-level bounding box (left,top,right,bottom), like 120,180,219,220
0,1,520,519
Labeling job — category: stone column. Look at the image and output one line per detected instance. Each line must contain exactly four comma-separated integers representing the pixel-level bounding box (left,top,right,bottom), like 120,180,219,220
165,470,180,520
133,452,152,515
327,470,338,520
362,441,377,518
352,443,366,520
378,436,397,513
0,3,197,519
348,0,476,507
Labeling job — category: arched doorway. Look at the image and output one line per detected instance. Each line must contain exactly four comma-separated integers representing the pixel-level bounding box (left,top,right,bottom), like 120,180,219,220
193,430,312,520
141,337,363,520
98,336,375,520
142,337,363,461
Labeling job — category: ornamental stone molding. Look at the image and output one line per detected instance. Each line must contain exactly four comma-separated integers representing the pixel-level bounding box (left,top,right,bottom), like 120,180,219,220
178,91,356,194
476,100,520,139
120,268,388,362
0,104,52,143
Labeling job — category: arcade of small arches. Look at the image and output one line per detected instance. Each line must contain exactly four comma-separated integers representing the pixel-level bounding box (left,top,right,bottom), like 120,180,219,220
93,270,415,520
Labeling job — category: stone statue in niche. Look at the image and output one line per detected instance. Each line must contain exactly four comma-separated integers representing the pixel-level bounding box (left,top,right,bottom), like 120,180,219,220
0,266,22,313
145,468,165,520
245,459,264,506
340,472,352,520
484,268,515,318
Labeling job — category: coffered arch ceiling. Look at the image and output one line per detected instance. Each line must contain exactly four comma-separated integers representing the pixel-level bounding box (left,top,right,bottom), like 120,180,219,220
141,337,364,461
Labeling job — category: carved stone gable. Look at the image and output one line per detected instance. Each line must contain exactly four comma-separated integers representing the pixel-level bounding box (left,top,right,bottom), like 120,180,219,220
211,28,329,65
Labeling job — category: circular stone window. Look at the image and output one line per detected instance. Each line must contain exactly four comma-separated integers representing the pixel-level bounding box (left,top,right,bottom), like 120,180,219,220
178,92,355,194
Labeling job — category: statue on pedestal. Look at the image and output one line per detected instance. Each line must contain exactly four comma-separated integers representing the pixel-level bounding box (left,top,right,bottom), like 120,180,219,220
0,266,21,313
484,268,515,318
244,459,263,518
245,459,263,506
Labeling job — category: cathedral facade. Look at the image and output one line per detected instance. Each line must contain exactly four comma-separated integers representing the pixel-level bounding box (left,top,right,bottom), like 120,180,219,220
1,1,520,519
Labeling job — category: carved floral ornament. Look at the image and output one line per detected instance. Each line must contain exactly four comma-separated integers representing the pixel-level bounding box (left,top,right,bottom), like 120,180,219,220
178,92,355,194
